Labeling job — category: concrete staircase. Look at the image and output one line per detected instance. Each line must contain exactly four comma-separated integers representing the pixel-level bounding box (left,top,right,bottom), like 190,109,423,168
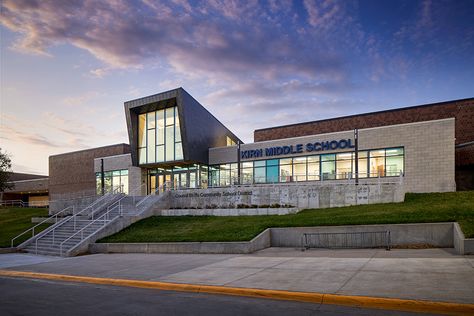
16,190,169,257
22,217,108,256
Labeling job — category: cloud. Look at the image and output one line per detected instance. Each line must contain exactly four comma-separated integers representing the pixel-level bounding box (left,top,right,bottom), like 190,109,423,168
62,91,102,106
0,123,62,148
2,0,472,147
303,0,342,30
11,162,46,175
0,0,353,82
0,111,124,152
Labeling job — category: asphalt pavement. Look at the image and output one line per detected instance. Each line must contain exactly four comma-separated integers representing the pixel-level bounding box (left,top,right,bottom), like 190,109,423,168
0,276,426,316
0,248,473,315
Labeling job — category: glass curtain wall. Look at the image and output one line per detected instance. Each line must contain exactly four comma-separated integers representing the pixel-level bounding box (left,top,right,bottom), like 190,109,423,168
96,169,129,194
138,106,183,165
208,147,404,187
209,163,239,186
148,165,208,193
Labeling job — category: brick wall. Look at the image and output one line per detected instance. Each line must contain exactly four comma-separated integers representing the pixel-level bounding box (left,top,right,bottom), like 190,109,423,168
49,144,130,200
455,144,474,166
254,98,474,145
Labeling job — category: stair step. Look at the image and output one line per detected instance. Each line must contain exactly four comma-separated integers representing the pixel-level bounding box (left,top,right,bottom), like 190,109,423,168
17,193,162,256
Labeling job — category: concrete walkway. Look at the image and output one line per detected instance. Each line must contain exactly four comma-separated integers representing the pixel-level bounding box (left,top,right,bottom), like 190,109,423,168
1,248,473,304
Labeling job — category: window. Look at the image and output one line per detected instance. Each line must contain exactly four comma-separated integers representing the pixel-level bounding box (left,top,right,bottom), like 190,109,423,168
96,169,129,194
241,162,253,184
230,163,238,185
321,154,336,180
220,164,231,186
254,160,265,183
279,158,292,182
157,110,165,145
207,147,403,187
352,151,368,178
307,156,320,181
138,114,146,163
208,163,239,187
266,159,279,183
147,129,155,162
386,148,404,176
175,109,183,160
293,157,307,182
165,125,174,160
369,149,386,177
226,136,236,146
209,166,219,187
138,106,183,165
336,152,352,179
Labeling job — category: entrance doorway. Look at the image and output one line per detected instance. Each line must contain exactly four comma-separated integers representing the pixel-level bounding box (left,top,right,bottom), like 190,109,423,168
147,165,207,194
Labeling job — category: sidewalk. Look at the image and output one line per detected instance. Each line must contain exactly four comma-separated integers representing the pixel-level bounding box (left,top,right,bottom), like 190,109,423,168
1,248,473,305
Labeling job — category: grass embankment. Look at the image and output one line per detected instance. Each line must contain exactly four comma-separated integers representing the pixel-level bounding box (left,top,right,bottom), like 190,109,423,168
99,191,474,243
0,207,50,248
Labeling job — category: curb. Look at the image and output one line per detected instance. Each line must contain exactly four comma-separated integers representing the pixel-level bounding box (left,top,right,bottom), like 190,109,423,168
1,269,473,315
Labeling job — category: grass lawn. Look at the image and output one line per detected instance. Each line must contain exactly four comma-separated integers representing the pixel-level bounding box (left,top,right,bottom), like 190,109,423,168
99,191,474,243
0,207,50,248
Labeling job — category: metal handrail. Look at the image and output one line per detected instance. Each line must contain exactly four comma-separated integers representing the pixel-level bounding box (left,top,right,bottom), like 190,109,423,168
136,182,168,208
60,183,169,256
207,171,404,188
302,231,391,250
65,185,124,228
0,200,49,208
11,206,74,247
134,184,169,216
67,192,114,230
91,183,146,220
60,203,123,256
0,200,24,207
33,188,122,254
56,180,181,256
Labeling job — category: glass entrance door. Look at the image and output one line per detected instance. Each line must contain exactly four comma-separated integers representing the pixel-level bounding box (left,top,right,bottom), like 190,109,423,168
157,173,172,192
148,165,206,193
150,175,157,194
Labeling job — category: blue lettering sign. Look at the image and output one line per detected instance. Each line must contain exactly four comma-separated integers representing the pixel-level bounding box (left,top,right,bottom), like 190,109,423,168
240,139,354,159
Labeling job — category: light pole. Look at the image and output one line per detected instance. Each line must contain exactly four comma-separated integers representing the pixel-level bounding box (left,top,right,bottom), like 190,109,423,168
354,129,359,185
237,141,241,185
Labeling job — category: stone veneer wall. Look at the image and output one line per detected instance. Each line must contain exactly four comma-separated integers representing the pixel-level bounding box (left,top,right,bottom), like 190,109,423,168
211,119,455,193
359,119,455,193
168,182,405,210
254,99,473,190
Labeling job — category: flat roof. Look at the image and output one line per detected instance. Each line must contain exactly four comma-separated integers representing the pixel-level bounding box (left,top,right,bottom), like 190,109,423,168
49,143,130,157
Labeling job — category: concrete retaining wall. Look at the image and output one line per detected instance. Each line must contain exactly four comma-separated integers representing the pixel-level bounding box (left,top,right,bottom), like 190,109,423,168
90,222,473,255
170,182,405,210
0,247,17,254
90,229,271,254
454,223,474,255
49,195,99,215
271,223,454,248
161,208,299,216
31,217,58,224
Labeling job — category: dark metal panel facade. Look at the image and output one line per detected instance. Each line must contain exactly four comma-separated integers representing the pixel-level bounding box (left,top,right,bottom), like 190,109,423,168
125,87,241,166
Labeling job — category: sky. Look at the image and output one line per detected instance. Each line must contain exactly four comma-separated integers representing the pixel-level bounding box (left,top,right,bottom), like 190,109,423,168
1,0,473,175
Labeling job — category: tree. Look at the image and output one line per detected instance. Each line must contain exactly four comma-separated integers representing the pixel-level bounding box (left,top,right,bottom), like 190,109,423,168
0,148,14,192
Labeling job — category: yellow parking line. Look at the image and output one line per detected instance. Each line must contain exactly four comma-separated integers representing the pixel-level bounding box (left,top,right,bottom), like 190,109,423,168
0,269,473,315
